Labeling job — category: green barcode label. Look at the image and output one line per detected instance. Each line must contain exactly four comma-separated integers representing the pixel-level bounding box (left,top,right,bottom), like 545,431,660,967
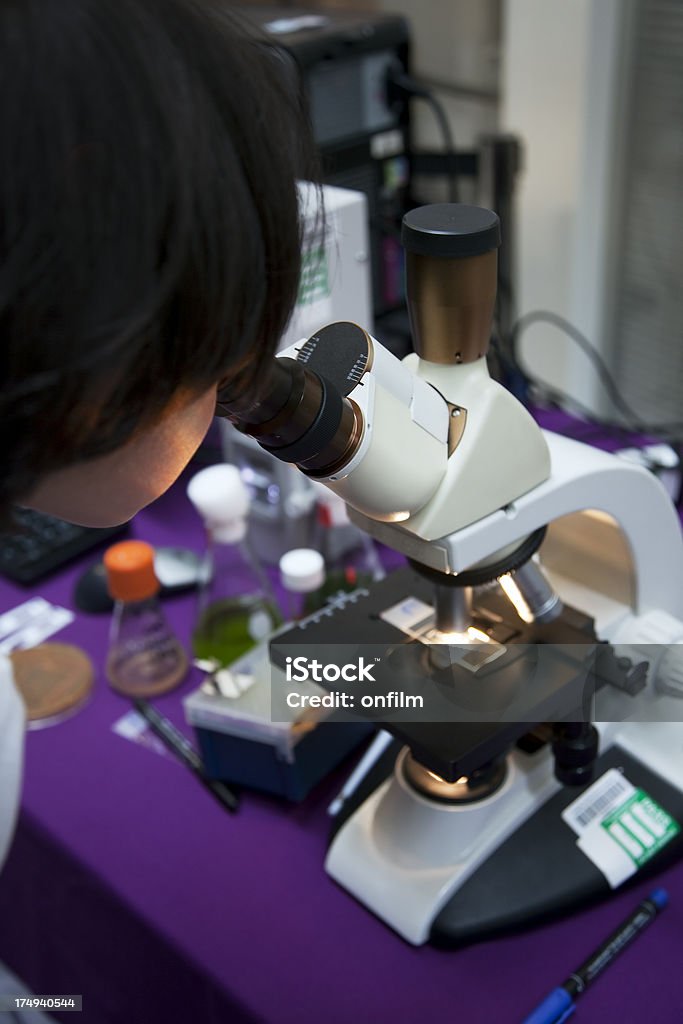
601,791,680,866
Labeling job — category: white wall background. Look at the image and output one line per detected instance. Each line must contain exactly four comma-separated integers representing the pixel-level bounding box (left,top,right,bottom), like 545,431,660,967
501,0,630,411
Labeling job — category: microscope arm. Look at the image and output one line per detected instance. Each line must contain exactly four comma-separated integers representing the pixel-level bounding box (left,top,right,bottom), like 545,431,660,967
351,430,683,619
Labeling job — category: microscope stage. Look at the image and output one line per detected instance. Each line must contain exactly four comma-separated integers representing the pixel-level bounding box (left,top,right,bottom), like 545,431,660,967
271,567,605,781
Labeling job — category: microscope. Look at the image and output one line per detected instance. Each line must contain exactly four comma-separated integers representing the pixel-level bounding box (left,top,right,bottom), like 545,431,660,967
216,204,683,946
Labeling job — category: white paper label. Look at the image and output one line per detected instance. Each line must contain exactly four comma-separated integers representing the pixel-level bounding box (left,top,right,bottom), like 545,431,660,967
562,768,636,837
380,596,434,636
0,600,75,653
563,768,680,888
0,598,52,641
111,710,167,757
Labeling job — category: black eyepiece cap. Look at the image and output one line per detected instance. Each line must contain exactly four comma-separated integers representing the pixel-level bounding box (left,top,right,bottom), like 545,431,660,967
401,204,501,259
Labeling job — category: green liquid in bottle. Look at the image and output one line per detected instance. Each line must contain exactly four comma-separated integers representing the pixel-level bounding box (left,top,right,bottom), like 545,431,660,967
192,595,282,668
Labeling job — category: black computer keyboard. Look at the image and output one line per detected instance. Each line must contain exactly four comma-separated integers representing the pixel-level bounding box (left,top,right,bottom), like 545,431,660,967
0,507,127,585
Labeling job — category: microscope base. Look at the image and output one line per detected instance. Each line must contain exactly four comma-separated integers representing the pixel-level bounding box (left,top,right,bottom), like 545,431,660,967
326,726,683,946
430,742,683,946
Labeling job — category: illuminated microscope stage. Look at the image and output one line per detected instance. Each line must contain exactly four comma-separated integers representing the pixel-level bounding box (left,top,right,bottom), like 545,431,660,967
271,568,683,946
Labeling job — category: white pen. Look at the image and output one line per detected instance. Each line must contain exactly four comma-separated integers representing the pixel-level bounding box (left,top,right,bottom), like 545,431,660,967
327,730,395,816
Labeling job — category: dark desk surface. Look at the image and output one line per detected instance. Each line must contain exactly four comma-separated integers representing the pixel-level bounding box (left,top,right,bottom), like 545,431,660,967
2,437,683,1024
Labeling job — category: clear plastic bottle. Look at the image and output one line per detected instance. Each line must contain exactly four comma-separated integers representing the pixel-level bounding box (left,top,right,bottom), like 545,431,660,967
104,540,188,696
187,464,282,668
318,527,385,606
314,487,385,604
279,548,326,620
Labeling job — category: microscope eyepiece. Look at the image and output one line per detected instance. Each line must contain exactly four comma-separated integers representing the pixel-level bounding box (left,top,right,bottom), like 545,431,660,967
402,203,501,366
216,316,451,521
216,337,364,478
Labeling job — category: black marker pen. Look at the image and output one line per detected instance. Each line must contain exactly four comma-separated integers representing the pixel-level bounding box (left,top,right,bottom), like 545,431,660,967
522,889,669,1023
133,698,239,814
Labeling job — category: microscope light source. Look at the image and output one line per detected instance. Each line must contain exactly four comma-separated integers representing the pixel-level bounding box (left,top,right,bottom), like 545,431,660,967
426,625,491,645
498,572,534,624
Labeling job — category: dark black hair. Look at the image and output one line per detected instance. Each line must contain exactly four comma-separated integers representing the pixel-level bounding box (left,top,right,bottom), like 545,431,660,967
0,0,317,510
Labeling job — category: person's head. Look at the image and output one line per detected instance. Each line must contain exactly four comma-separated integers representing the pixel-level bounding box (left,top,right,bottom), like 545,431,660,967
0,0,316,525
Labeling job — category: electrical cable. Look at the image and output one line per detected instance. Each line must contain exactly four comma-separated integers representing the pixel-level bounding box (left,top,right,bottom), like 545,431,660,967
416,74,499,105
420,92,459,204
506,309,683,440
386,68,460,203
497,311,683,508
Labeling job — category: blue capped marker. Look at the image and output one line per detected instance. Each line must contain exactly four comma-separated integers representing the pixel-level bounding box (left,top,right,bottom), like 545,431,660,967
521,889,669,1024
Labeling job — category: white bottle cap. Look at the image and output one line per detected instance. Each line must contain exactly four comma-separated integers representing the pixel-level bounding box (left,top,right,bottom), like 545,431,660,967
186,464,250,544
279,548,325,593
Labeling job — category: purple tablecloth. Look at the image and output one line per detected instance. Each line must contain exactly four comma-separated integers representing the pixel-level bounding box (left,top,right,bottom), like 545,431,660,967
1,441,683,1024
